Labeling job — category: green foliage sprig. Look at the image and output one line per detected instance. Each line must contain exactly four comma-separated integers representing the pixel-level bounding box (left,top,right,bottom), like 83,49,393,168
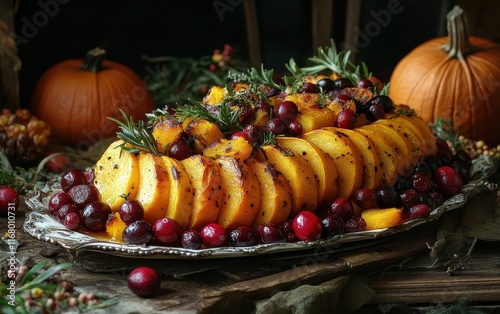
108,109,160,156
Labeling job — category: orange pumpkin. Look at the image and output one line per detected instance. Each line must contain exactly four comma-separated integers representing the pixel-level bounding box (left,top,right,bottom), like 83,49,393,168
30,48,156,148
389,6,500,146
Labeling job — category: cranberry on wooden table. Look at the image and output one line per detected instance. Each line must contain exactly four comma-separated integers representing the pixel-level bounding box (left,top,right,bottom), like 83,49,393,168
127,267,161,297
0,186,19,217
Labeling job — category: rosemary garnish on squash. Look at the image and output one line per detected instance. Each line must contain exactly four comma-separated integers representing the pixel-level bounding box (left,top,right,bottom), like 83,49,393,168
108,109,160,155
298,39,372,85
175,99,243,134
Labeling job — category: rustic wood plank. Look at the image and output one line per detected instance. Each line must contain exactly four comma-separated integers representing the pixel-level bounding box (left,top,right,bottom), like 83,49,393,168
364,241,500,305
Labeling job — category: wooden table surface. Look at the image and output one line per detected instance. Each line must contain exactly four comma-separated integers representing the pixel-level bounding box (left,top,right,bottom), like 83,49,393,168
3,196,500,314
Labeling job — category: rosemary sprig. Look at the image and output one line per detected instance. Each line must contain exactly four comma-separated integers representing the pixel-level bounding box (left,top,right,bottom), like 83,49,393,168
300,39,352,77
379,82,390,96
108,109,160,156
175,99,242,134
260,132,277,146
146,107,172,125
299,39,376,85
233,64,285,93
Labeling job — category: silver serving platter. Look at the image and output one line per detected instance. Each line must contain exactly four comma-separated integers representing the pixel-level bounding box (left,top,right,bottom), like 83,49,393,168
23,155,497,260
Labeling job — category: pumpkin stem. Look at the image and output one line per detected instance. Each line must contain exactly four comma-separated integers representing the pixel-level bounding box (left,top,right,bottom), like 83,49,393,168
82,47,106,72
443,5,473,58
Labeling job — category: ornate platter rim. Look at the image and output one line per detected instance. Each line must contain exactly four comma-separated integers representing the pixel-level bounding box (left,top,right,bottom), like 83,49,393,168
23,155,497,260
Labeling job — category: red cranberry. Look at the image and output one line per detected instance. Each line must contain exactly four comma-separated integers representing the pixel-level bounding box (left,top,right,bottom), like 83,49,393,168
357,78,373,89
48,191,73,216
82,201,111,231
408,203,431,220
152,218,182,246
181,229,203,249
44,154,69,173
430,191,444,207
375,185,398,208
167,140,192,160
0,186,20,217
434,166,463,198
344,217,367,233
243,124,259,143
301,82,319,93
229,226,256,247
266,118,287,135
127,267,161,297
369,95,393,113
321,214,344,238
119,200,144,225
122,220,153,245
333,78,353,89
317,78,335,92
365,104,385,122
256,100,272,113
60,168,87,192
435,138,453,161
231,131,254,144
325,198,354,221
257,223,287,243
398,189,420,209
277,101,299,122
68,184,101,210
63,212,81,230
57,203,79,221
287,121,303,136
292,211,323,241
201,223,228,248
352,188,378,209
411,171,432,193
336,109,357,129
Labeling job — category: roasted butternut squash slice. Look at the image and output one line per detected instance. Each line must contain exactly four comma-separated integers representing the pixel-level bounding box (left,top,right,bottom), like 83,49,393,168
245,158,293,228
301,128,363,198
203,136,253,162
361,123,412,173
276,137,338,206
184,118,224,154
181,155,223,231
256,144,318,215
215,156,261,230
161,156,194,230
336,128,383,190
355,128,402,186
93,140,140,211
134,153,170,224
151,118,184,154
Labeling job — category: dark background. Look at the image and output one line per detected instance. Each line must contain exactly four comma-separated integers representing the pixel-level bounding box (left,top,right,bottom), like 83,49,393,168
12,0,497,106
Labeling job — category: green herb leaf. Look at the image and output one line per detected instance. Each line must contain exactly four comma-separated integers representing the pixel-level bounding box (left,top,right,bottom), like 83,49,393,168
108,109,160,156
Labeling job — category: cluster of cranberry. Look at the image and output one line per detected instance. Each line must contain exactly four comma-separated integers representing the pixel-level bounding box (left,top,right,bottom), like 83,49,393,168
47,169,108,232
231,77,393,145
46,138,470,250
